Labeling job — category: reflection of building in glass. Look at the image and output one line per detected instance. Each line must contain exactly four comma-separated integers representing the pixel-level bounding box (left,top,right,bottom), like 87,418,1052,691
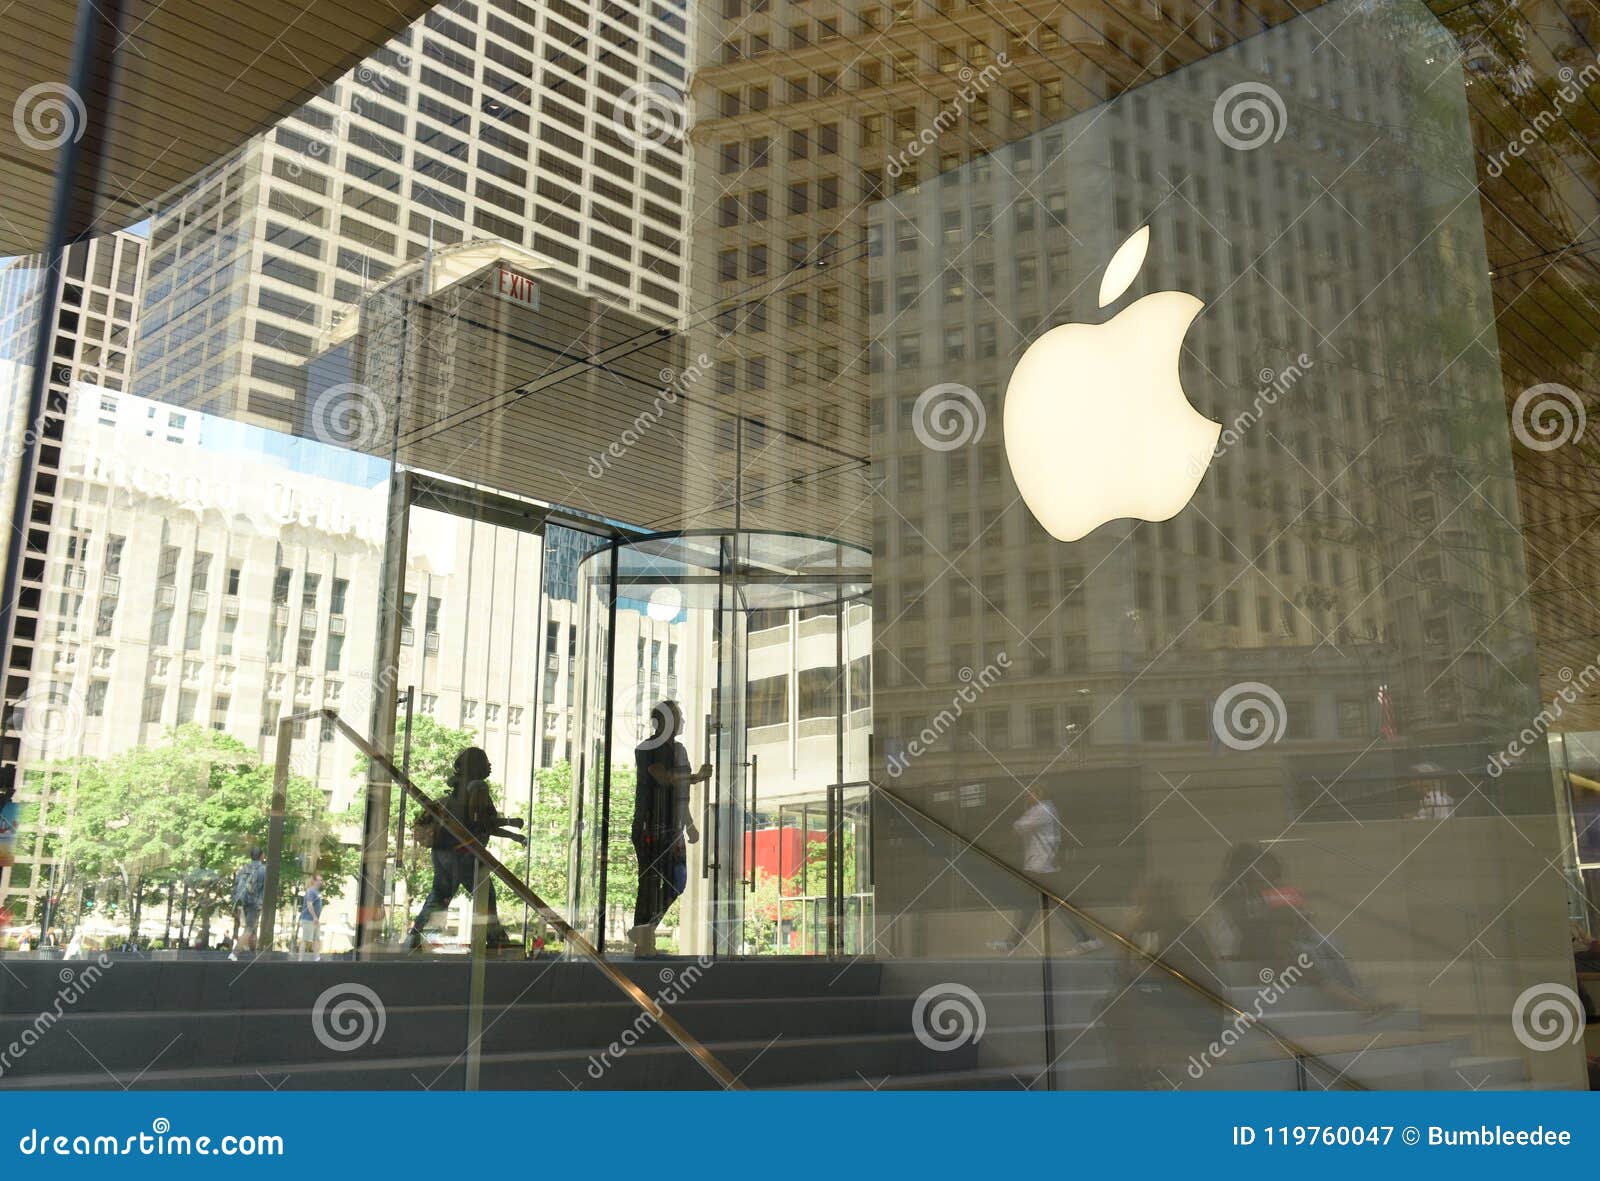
0,231,144,396
0,0,1589,1093
134,0,695,432
0,230,149,769
860,2,1561,1077
684,0,1307,544
869,0,1536,830
0,386,683,923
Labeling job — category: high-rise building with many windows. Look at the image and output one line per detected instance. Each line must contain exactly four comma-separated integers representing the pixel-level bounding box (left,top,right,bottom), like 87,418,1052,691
133,0,697,431
0,230,149,768
682,0,1306,546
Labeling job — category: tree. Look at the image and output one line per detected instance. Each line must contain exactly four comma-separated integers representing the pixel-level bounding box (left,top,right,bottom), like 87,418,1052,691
515,758,637,947
43,724,356,941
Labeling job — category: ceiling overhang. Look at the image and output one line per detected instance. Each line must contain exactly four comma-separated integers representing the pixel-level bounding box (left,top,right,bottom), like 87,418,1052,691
0,0,435,255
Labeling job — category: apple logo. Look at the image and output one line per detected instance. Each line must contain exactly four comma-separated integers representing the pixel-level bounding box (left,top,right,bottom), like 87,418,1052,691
1003,225,1221,543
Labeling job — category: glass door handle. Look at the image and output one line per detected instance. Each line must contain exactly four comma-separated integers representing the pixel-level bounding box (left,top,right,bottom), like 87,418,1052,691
746,754,758,891
701,716,712,879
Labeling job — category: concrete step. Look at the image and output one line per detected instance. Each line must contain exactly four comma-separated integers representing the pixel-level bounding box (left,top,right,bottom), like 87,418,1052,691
0,991,943,1074
0,954,1532,1092
0,955,887,1013
1435,1054,1531,1089
2,1026,983,1091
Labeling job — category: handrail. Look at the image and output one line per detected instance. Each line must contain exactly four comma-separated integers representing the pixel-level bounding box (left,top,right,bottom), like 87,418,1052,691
274,708,743,1091
866,778,1367,1090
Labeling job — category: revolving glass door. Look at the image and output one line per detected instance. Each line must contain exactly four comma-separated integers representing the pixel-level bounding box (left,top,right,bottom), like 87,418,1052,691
569,530,872,956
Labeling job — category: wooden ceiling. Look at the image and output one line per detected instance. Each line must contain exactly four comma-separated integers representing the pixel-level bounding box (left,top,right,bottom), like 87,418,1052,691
0,0,434,255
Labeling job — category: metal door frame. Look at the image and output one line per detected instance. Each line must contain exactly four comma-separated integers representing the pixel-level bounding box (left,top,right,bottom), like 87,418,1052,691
362,470,633,952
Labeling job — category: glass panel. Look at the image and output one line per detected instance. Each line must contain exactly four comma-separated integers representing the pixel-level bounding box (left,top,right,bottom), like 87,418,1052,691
572,531,873,956
1,0,1595,1094
3,371,394,957
852,0,1583,1090
569,548,613,951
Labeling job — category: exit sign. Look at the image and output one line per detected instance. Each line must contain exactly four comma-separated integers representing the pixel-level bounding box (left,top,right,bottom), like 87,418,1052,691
496,267,540,311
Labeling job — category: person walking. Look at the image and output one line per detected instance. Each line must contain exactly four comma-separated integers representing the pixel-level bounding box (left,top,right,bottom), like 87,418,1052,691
228,847,267,962
404,747,512,952
298,873,324,960
991,787,1101,954
627,701,710,957
0,766,17,872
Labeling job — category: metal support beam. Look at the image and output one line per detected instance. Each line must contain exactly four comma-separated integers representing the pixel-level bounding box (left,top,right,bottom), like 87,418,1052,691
260,717,293,950
0,0,126,755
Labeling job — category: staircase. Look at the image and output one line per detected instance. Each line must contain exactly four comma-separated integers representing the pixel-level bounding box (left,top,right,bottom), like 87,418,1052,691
0,952,1533,1090
0,956,975,1090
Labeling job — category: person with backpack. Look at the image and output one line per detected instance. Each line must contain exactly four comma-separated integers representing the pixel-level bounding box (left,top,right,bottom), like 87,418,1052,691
229,846,267,961
404,747,514,952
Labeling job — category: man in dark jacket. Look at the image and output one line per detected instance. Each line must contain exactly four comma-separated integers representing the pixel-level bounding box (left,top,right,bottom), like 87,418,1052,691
627,701,711,956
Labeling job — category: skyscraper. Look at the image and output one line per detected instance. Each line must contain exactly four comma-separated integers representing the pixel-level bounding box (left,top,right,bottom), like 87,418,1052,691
134,0,697,431
0,230,148,763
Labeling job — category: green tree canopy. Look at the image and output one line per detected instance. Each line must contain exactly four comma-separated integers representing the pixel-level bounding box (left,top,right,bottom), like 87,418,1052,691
42,724,356,938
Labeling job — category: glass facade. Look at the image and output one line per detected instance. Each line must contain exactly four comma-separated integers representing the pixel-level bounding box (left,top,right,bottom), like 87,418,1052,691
0,0,1595,1091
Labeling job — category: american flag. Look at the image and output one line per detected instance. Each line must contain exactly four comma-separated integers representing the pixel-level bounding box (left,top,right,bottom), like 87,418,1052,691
1377,684,1397,740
